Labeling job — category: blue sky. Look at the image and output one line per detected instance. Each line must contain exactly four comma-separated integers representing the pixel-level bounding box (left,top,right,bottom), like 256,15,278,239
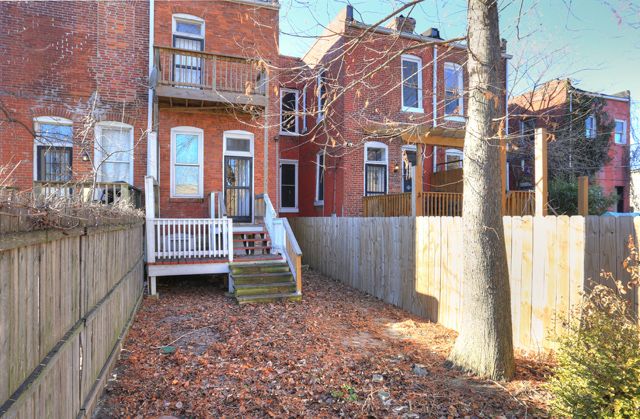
278,0,639,141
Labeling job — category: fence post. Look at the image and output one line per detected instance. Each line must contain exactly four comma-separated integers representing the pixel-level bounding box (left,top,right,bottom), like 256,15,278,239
415,144,424,216
534,128,548,216
578,176,589,216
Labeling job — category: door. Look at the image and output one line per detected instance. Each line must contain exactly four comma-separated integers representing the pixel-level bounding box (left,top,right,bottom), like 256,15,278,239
173,36,203,87
224,156,252,222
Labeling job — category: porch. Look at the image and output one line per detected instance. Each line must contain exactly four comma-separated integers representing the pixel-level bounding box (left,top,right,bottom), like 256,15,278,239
31,180,142,208
144,177,302,303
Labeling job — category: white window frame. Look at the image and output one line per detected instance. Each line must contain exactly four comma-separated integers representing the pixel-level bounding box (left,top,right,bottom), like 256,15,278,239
585,114,597,139
444,148,463,170
364,141,389,196
280,159,298,213
94,121,134,184
172,14,205,39
279,88,300,135
401,144,417,192
302,86,307,133
444,62,464,121
170,126,204,198
222,130,255,221
315,151,325,206
33,116,73,181
614,119,627,144
317,69,326,122
401,54,423,113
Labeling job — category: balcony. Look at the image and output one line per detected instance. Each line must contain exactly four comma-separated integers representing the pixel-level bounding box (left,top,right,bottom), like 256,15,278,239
153,46,267,107
32,181,142,208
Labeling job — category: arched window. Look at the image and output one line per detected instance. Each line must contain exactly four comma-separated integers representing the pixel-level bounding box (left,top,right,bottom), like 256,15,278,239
364,142,388,196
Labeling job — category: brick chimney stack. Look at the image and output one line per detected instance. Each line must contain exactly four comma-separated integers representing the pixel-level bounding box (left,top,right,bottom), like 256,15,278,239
386,15,416,33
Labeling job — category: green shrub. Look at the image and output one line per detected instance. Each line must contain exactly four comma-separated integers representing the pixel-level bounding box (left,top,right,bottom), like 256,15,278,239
548,282,640,417
548,177,617,215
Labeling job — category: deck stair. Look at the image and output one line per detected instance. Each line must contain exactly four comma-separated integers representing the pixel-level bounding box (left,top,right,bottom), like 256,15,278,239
232,224,272,256
229,260,302,304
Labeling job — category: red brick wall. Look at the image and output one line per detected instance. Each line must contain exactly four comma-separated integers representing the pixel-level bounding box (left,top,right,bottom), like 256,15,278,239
0,1,149,189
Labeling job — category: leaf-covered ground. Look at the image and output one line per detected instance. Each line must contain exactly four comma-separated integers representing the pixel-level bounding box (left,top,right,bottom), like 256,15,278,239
94,270,552,418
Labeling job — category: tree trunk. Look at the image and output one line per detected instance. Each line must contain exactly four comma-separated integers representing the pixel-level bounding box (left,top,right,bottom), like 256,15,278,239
447,0,515,380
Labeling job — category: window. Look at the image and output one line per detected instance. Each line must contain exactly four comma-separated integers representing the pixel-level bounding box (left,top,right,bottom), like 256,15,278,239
616,186,625,212
364,142,388,196
280,88,299,134
519,118,536,142
614,119,627,144
315,152,324,204
171,127,204,198
317,70,327,121
95,122,133,183
402,146,417,192
34,117,73,181
280,160,298,212
585,114,596,138
172,14,204,86
401,55,423,112
444,62,464,118
445,148,463,170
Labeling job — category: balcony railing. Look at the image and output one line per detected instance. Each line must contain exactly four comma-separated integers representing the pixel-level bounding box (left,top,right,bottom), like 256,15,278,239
153,46,267,106
32,181,142,208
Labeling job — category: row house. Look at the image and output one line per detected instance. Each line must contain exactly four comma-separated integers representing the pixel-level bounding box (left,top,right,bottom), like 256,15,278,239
509,79,632,212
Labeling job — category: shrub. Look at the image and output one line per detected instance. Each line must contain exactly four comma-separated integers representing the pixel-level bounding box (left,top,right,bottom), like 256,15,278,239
548,266,640,416
548,177,617,215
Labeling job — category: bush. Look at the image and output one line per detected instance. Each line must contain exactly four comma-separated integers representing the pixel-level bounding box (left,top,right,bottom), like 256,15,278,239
548,280,640,417
548,177,617,215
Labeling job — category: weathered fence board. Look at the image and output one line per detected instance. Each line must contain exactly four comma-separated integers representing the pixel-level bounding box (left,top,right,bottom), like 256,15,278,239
0,223,144,418
291,216,640,350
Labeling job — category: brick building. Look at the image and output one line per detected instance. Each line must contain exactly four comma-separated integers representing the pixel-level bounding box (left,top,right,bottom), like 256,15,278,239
509,79,632,212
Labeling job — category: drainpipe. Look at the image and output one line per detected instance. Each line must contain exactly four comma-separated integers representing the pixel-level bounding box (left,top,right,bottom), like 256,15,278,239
147,0,157,180
432,45,438,174
264,73,270,201
505,57,510,191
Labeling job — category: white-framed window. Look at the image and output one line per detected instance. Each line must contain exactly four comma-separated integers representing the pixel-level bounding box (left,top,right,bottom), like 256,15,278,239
445,148,463,170
280,88,299,134
614,119,627,144
280,159,298,212
315,151,325,205
401,55,423,112
171,126,204,198
94,122,134,184
33,116,73,182
172,14,205,86
585,114,596,138
317,69,327,122
519,118,536,142
401,145,417,192
223,130,254,157
444,62,464,119
364,142,388,196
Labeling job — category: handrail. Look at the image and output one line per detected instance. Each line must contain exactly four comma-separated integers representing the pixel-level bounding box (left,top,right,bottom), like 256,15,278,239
282,218,302,295
154,45,265,63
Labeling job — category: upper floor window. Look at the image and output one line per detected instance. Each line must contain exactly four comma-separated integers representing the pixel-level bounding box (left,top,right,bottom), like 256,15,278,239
445,148,463,171
444,62,464,118
172,14,205,42
585,114,596,138
364,142,388,196
33,116,73,182
315,151,325,204
317,69,327,122
171,126,204,198
614,119,627,144
280,88,299,134
401,55,423,112
519,118,536,142
95,122,134,184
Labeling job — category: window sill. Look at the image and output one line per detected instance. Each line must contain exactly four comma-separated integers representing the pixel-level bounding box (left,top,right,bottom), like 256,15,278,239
402,107,424,114
169,196,205,202
314,200,324,207
279,131,301,137
280,207,299,213
444,115,465,122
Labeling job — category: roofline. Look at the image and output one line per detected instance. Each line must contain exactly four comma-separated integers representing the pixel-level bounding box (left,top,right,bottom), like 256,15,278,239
575,90,631,103
222,0,279,10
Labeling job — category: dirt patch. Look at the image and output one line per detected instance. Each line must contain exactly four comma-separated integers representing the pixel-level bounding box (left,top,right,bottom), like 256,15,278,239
94,272,552,418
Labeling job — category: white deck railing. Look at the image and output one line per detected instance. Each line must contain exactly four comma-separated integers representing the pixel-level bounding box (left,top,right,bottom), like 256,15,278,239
150,218,233,261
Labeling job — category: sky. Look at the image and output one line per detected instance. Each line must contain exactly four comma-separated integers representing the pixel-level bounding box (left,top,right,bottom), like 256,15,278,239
277,0,639,142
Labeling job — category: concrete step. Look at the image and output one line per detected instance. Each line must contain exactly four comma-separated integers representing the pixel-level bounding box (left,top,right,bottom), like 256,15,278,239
231,271,294,284
236,292,302,304
234,281,296,296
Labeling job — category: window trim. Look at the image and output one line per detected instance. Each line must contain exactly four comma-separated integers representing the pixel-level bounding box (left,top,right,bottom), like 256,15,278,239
585,114,597,139
444,148,464,171
279,88,300,135
317,69,326,122
223,130,254,157
280,159,299,213
614,119,627,144
33,116,73,181
364,141,389,196
401,54,424,113
315,151,325,206
444,62,464,121
401,144,417,192
172,14,205,39
94,121,134,184
170,126,204,198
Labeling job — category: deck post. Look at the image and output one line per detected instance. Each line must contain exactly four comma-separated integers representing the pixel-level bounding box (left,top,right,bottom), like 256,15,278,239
149,276,157,296
534,128,548,216
578,175,589,216
145,176,156,264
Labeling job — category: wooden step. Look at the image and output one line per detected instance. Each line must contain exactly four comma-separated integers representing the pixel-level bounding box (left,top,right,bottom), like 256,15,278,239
234,281,296,296
236,292,302,305
231,271,294,284
230,262,290,275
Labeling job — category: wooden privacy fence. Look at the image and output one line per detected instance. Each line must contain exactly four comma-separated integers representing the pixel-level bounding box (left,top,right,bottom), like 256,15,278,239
290,216,640,350
0,222,144,418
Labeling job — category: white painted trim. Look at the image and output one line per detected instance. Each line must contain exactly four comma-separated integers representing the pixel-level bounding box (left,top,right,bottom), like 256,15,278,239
302,86,307,133
223,130,255,221
172,14,205,38
315,151,325,204
444,62,464,118
170,126,204,198
401,145,417,193
33,116,73,181
432,46,438,126
401,54,424,113
317,69,325,122
364,141,389,196
147,0,155,179
279,88,300,135
94,121,135,184
279,159,298,212
614,119,627,144
148,262,229,277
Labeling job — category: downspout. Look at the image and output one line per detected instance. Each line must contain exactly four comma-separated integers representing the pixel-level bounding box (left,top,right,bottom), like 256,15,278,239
505,57,510,191
264,73,270,202
147,0,156,179
432,45,438,174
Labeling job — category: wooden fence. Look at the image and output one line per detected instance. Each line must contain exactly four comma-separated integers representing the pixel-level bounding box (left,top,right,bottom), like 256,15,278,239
290,216,640,350
0,222,144,418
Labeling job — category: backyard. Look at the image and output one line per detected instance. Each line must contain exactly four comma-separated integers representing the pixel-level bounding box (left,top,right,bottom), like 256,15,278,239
94,270,551,417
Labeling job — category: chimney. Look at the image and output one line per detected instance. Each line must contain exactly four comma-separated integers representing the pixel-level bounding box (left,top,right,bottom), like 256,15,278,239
386,15,416,33
345,5,353,22
500,38,508,52
422,27,441,39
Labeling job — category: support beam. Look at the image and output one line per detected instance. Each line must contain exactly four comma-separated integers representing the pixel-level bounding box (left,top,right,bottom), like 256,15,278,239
149,276,157,296
578,176,589,216
415,144,424,216
534,128,548,216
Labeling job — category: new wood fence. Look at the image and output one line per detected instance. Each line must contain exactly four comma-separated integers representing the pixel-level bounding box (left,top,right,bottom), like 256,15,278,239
0,222,144,418
290,216,640,350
